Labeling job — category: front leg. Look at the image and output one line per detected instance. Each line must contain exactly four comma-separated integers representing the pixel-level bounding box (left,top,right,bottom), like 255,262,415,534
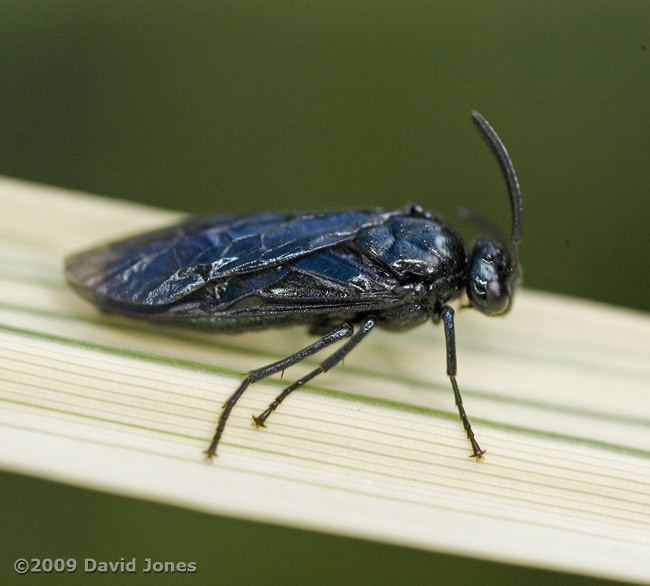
441,305,485,459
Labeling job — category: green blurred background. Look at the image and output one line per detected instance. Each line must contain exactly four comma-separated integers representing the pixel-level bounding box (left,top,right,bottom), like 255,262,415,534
1,2,647,584
1,0,648,312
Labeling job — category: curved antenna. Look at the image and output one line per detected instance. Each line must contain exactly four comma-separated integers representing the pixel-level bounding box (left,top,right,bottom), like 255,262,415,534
470,111,522,246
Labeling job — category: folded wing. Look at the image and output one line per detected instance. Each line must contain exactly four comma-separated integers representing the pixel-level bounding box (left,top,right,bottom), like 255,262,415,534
65,209,398,308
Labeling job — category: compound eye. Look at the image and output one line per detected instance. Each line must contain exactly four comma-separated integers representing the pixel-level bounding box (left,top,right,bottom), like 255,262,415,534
485,280,510,315
467,238,516,316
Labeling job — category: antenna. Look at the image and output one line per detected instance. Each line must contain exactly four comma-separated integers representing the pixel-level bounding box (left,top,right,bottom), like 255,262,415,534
470,111,523,246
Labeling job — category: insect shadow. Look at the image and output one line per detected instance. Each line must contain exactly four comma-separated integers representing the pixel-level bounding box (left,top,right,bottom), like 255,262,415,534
65,111,522,460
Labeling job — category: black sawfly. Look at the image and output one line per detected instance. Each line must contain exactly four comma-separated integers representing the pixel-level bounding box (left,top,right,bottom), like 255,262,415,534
65,111,522,459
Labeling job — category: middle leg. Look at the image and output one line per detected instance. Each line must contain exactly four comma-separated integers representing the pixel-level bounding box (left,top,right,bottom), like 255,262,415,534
253,316,377,427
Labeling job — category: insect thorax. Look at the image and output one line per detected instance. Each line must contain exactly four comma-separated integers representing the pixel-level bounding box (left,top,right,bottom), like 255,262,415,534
356,214,467,302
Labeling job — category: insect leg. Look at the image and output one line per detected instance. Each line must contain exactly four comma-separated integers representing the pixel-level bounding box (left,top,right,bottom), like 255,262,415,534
206,323,353,458
252,316,377,428
441,306,485,459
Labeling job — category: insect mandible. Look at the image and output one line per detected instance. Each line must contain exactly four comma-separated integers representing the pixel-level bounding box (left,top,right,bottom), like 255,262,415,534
65,111,522,460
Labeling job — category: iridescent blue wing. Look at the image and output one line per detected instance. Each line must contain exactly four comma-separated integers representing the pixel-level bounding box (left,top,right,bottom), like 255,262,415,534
148,241,407,331
65,209,399,309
